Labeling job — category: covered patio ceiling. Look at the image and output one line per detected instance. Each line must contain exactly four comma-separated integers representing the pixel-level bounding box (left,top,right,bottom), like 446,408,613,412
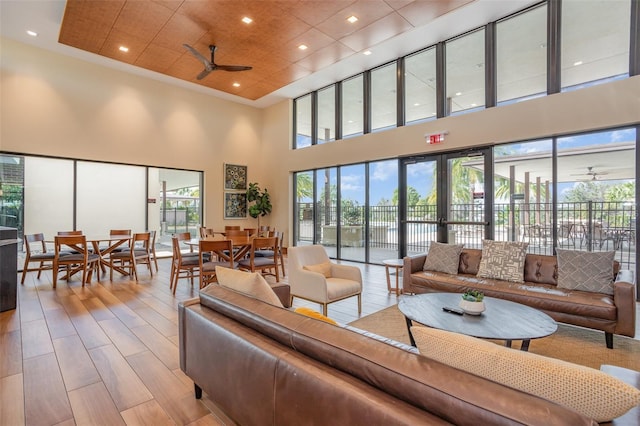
463,142,636,184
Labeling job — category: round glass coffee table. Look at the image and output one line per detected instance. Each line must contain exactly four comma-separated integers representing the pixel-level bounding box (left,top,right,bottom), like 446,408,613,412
398,293,557,351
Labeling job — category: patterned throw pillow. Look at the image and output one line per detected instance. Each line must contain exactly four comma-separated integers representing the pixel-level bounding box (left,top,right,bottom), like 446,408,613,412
557,249,615,295
423,242,464,274
411,326,640,422
477,240,528,283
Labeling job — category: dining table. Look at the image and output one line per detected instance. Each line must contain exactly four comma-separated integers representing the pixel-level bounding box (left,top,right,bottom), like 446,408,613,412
186,235,255,261
52,234,134,279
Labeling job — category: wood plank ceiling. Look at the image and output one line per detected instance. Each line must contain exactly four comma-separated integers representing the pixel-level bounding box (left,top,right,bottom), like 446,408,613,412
58,0,473,101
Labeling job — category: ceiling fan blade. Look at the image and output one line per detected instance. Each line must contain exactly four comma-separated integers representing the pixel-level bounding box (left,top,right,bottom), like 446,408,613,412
216,65,253,72
183,44,212,68
196,68,213,80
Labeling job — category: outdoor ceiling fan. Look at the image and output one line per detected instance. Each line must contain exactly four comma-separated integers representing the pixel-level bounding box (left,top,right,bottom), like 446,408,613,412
570,166,608,180
183,44,252,80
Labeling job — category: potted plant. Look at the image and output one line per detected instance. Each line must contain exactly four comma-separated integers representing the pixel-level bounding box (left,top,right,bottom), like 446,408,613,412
459,290,485,315
246,182,272,229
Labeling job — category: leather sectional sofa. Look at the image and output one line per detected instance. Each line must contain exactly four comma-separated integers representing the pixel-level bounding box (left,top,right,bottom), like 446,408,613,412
403,249,636,348
179,284,595,425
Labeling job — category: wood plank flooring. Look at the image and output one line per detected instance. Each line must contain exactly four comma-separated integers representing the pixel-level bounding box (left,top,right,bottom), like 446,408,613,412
1,256,401,426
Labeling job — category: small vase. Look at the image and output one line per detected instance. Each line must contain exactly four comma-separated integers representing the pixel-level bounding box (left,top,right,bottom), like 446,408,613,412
459,300,485,315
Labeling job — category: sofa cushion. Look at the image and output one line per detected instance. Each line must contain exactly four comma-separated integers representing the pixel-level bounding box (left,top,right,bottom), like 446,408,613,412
411,326,640,422
294,307,338,325
303,261,332,278
477,240,528,283
423,242,464,274
557,249,615,295
214,266,284,307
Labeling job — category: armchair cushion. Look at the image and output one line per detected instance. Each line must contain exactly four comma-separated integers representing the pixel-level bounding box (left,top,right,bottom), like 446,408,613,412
303,261,332,278
215,266,283,308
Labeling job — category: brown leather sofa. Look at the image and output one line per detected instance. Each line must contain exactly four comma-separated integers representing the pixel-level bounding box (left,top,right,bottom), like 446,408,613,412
403,249,636,348
179,285,595,425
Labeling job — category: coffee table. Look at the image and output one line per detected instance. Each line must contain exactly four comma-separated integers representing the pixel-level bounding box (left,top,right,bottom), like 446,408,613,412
398,293,557,351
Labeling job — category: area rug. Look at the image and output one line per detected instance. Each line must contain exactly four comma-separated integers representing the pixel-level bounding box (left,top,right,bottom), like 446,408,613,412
349,305,640,371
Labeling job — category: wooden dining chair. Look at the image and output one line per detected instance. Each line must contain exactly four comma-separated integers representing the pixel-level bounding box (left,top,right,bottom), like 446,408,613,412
148,230,159,272
224,225,241,231
108,229,131,253
53,235,101,288
170,236,200,294
243,228,258,236
254,231,286,277
109,232,153,281
237,236,280,282
21,233,55,284
199,239,234,288
199,227,216,238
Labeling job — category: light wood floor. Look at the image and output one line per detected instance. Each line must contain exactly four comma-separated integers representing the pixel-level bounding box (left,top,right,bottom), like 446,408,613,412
1,256,401,426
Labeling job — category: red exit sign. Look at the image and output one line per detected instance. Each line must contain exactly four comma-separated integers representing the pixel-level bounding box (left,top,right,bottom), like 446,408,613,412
428,134,444,144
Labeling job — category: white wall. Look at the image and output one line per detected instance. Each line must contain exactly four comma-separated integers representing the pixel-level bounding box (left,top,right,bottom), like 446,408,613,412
0,38,265,229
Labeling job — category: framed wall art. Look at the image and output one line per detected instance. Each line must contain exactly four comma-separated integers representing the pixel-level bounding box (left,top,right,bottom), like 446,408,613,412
224,192,247,219
224,163,247,191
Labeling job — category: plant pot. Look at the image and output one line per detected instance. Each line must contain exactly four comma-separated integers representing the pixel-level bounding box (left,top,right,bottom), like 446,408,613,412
459,300,485,315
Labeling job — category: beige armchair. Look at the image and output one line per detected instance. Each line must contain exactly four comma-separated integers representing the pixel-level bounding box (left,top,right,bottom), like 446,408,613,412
288,245,362,316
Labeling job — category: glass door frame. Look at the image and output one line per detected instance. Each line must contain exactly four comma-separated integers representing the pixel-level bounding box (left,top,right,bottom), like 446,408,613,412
399,147,494,258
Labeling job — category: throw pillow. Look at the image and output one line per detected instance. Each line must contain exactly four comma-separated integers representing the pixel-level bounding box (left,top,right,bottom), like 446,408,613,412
477,240,528,283
557,249,615,295
423,241,464,274
303,261,332,278
411,326,640,422
294,307,338,325
215,266,284,308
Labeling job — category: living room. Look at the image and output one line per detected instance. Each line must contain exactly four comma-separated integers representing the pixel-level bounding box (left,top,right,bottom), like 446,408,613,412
1,0,639,424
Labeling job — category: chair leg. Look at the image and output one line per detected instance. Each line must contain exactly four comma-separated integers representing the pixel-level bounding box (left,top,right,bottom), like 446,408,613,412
37,261,44,279
357,294,362,315
52,261,58,289
322,303,328,317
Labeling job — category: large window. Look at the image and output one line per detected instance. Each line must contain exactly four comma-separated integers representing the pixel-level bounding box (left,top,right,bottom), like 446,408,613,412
340,164,366,262
295,94,312,148
371,63,397,132
561,0,631,91
316,168,338,257
446,28,485,115
317,86,335,144
496,4,547,104
404,47,437,124
342,75,364,138
294,171,314,246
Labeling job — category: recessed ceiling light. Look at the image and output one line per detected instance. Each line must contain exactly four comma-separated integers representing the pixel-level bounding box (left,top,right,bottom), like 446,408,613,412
242,17,253,24
26,30,38,37
414,103,420,107
233,82,241,87
573,60,583,66
119,46,129,52
363,50,372,56
347,15,358,24
455,92,462,96
298,44,308,50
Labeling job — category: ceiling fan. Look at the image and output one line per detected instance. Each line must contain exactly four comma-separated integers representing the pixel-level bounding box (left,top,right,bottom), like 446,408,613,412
570,166,608,180
183,44,252,80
